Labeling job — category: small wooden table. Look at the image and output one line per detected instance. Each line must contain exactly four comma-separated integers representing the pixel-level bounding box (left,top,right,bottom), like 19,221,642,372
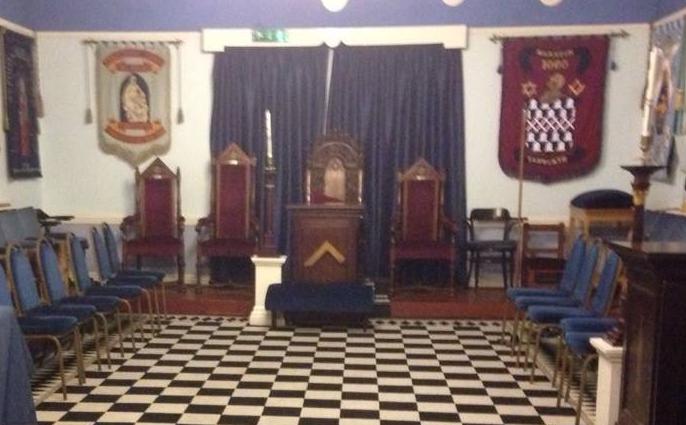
288,204,364,284
568,205,633,246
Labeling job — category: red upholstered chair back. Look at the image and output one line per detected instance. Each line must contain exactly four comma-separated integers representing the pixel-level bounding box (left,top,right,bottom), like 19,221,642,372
213,144,255,240
398,158,444,242
137,158,180,239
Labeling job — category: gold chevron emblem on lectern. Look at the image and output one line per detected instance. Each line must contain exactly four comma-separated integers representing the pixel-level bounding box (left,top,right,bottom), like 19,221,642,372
304,241,346,267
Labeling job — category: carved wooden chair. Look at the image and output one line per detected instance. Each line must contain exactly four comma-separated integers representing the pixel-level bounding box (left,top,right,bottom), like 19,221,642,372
306,131,363,205
120,158,185,290
196,143,258,287
390,158,457,296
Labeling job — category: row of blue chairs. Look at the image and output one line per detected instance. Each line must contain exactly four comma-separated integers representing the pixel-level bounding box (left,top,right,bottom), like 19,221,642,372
503,237,622,425
0,226,165,399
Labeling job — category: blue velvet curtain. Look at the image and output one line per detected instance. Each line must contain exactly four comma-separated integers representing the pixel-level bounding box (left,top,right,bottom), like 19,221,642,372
210,45,466,282
327,45,467,281
210,47,329,250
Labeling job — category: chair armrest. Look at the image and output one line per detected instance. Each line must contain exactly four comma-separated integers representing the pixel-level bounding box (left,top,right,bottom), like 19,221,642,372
120,215,138,241
441,216,458,235
195,216,213,241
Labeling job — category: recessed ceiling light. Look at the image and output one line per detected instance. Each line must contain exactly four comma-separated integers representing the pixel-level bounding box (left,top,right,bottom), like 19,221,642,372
321,0,349,12
442,0,465,6
540,0,563,6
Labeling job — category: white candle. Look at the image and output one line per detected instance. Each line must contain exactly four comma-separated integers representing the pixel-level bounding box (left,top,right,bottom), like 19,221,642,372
265,109,273,160
641,47,659,137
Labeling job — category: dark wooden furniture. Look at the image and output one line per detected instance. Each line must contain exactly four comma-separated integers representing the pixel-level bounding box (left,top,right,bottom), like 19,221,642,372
121,158,185,290
196,144,258,286
465,208,517,288
390,158,457,295
608,241,686,425
306,131,363,205
287,204,363,284
520,222,566,285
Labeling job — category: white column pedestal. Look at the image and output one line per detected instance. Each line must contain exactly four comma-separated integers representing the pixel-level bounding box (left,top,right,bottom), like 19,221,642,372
590,337,624,425
249,255,287,327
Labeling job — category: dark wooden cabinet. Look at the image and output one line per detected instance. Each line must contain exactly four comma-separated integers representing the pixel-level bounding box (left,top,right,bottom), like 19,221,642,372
288,204,363,284
608,241,686,425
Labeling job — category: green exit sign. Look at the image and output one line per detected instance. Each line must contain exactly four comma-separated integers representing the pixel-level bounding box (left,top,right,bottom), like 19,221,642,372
252,29,289,43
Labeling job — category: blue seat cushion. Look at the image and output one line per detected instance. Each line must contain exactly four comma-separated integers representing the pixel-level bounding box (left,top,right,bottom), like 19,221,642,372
106,277,158,290
85,285,143,299
507,287,568,300
527,306,595,324
570,190,633,209
28,304,96,322
560,317,618,333
565,331,606,356
17,315,78,335
514,295,581,310
118,269,165,281
266,282,374,314
60,296,121,313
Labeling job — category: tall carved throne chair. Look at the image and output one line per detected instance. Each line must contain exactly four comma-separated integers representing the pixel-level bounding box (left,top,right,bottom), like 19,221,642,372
306,131,363,205
196,143,258,286
121,158,185,289
390,158,457,296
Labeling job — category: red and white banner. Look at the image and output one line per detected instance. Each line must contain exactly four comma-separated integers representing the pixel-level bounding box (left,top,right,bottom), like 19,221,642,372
97,44,170,165
498,36,609,183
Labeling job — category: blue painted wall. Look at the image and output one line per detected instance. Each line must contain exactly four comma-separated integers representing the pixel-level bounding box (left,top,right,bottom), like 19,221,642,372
657,0,686,19
0,0,32,28
23,0,655,32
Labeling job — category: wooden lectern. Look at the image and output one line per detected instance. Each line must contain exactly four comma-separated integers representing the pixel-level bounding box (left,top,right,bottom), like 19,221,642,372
289,132,364,284
288,204,363,283
608,241,686,425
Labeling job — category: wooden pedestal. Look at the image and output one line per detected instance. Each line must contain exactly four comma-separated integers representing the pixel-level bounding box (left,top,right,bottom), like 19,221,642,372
288,204,363,284
608,241,686,425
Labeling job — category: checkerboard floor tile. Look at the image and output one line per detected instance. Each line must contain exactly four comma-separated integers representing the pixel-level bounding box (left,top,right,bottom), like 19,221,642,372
34,316,578,425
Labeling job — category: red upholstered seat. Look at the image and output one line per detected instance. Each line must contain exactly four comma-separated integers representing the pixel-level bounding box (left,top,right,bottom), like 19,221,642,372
120,158,185,289
390,159,457,296
196,144,258,286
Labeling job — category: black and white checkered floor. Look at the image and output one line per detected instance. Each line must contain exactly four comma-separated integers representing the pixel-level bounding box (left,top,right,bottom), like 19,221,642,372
35,316,578,425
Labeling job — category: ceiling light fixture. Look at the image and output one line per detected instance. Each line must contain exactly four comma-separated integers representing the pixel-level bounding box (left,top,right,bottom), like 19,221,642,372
540,0,564,6
442,0,465,6
321,0,349,12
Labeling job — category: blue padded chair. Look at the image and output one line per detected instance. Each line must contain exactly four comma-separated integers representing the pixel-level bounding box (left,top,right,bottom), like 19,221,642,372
512,241,599,366
502,237,586,341
4,245,89,397
102,223,165,280
525,249,620,382
68,233,145,352
91,227,161,331
36,238,125,368
102,223,167,315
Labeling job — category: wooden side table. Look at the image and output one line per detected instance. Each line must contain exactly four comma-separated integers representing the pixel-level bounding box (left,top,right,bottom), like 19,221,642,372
568,205,633,246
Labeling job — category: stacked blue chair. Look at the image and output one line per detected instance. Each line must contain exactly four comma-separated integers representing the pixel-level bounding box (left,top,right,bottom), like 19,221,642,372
1,268,80,400
556,317,619,425
68,233,145,352
3,244,88,398
512,241,600,367
91,227,161,332
502,237,586,343
525,249,620,381
36,238,124,368
102,223,167,314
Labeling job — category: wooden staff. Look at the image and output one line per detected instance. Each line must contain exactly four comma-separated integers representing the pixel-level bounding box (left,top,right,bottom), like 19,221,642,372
514,106,527,287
